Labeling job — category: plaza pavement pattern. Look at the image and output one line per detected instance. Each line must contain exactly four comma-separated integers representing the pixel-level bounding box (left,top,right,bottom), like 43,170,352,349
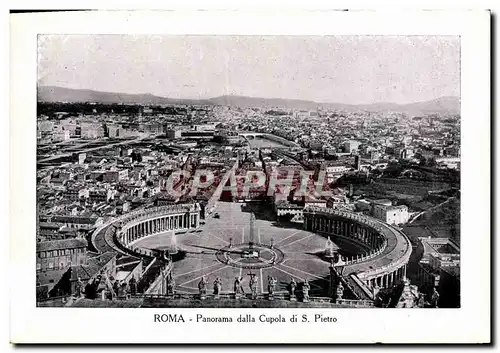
134,202,348,296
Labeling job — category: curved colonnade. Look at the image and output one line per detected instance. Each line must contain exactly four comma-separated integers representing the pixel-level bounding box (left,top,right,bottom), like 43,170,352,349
112,204,201,257
303,207,412,291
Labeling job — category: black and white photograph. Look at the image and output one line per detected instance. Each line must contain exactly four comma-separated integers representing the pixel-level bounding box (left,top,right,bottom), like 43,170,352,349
9,9,490,344
35,34,461,309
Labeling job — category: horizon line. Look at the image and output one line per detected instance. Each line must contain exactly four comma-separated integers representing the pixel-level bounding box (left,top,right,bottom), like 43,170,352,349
37,84,461,107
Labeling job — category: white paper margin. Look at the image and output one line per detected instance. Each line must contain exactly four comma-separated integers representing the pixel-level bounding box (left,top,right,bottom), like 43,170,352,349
9,9,491,344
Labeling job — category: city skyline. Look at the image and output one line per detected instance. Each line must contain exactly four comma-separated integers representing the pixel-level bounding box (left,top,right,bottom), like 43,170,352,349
38,35,460,105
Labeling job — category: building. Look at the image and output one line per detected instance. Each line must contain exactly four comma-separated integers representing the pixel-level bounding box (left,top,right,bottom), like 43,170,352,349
53,130,70,142
192,123,217,131
69,252,118,295
435,157,461,170
401,148,415,160
344,140,361,153
89,188,114,203
325,165,350,183
304,197,327,209
396,278,422,308
120,148,133,157
354,155,361,170
72,152,87,165
414,237,460,307
80,122,105,139
103,170,129,183
181,130,215,139
166,128,183,139
107,124,121,138
37,120,54,133
354,199,371,212
36,238,88,273
64,186,89,201
274,200,304,218
49,215,103,230
372,204,409,225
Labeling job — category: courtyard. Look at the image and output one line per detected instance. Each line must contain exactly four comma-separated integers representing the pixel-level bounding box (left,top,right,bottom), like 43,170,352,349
134,202,363,297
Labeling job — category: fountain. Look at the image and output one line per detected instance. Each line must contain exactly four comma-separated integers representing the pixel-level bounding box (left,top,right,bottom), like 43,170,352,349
324,236,334,259
168,230,178,255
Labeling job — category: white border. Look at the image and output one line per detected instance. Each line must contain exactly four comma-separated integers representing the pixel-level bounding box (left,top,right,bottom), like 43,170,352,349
9,10,490,343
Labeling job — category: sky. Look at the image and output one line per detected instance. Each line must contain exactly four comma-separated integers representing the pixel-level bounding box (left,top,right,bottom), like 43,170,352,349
38,35,460,105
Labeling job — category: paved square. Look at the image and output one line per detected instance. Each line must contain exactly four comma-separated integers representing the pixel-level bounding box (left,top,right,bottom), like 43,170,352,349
134,202,361,296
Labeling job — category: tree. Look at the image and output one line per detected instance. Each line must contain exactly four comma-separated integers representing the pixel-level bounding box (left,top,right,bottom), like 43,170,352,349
426,157,437,167
277,213,295,223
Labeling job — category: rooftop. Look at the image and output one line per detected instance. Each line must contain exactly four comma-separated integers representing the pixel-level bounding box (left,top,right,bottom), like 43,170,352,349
37,238,88,252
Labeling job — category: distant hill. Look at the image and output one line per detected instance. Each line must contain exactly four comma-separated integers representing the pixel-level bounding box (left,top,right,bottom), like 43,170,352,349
38,86,460,115
37,86,211,106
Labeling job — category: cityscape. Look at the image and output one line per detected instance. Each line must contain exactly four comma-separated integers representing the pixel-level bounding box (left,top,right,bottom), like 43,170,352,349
36,35,461,308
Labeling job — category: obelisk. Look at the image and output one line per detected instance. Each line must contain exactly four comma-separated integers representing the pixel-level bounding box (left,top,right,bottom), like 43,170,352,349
249,212,255,249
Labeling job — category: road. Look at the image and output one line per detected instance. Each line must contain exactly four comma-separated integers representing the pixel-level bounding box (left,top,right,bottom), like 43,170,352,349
37,135,157,163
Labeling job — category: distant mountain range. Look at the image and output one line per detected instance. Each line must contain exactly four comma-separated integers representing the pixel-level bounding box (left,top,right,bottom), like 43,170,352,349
38,86,460,115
